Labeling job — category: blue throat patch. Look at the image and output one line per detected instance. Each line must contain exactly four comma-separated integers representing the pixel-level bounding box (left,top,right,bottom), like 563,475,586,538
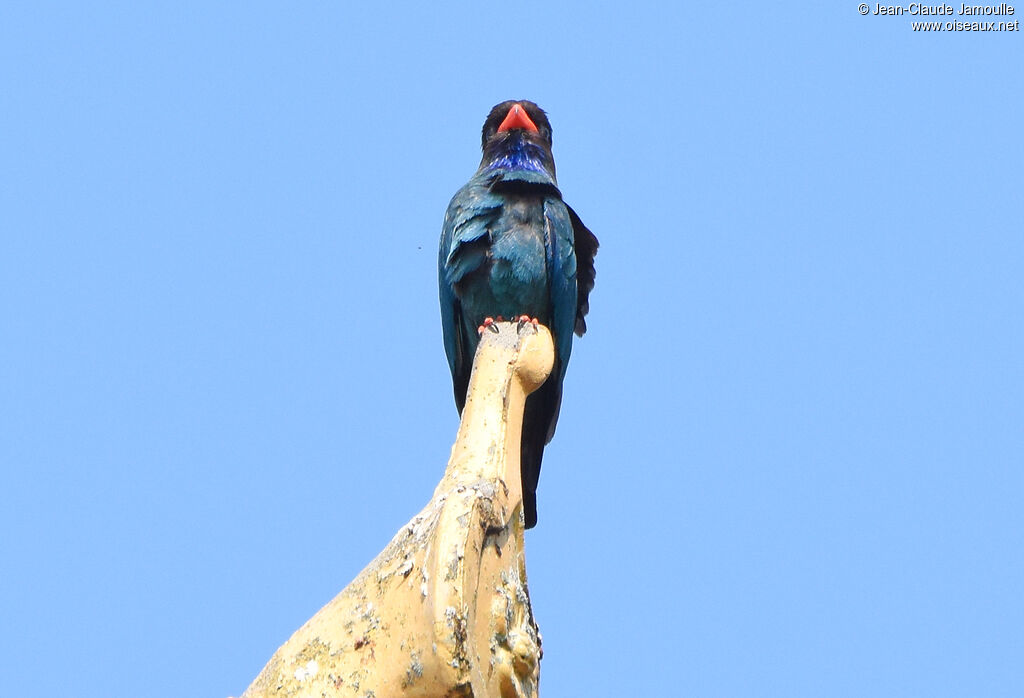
487,138,549,175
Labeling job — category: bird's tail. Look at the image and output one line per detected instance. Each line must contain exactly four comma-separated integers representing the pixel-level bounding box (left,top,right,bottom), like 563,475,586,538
519,378,562,529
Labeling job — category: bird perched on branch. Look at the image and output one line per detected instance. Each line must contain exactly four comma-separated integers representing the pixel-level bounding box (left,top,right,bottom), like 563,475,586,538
438,100,598,528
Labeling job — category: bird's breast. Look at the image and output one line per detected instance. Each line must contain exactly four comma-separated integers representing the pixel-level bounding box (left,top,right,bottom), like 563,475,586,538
460,195,551,324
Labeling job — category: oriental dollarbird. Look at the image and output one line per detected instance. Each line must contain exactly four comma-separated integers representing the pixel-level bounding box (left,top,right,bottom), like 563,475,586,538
438,100,598,528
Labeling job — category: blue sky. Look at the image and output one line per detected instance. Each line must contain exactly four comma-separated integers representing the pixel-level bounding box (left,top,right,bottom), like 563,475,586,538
2,3,1021,696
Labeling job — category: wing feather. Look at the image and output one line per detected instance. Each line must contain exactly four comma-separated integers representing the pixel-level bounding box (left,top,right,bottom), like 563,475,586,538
566,204,598,337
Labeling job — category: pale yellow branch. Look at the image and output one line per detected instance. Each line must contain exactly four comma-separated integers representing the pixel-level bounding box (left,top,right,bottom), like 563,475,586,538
242,322,553,698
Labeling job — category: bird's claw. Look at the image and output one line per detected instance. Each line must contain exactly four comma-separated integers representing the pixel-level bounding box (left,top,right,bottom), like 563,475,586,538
478,317,500,335
516,315,540,334
478,315,538,335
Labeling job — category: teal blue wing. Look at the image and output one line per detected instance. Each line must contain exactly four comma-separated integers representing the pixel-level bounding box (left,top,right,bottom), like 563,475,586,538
543,197,580,389
438,180,502,412
566,204,599,336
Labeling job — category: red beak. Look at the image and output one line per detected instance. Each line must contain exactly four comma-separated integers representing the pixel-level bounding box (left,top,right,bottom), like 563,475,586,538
497,103,539,133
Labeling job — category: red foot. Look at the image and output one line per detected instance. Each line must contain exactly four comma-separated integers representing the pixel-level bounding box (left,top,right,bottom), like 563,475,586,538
478,317,500,335
478,315,541,335
516,315,541,332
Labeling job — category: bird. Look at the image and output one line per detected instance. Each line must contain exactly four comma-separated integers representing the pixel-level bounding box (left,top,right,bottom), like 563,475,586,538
438,100,598,529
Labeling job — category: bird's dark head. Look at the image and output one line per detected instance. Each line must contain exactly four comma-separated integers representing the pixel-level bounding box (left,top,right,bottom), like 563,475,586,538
479,100,556,181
